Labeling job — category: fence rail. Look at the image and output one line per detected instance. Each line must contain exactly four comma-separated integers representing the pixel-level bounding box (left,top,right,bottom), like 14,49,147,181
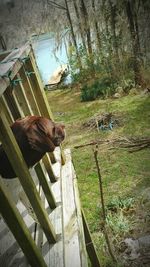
0,43,100,267
0,43,59,266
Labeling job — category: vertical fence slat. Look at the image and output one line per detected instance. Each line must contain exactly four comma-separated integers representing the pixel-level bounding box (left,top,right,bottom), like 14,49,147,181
19,66,41,115
4,86,21,120
0,107,57,244
35,163,57,209
26,50,54,120
12,87,25,118
0,95,14,124
19,64,57,171
13,74,33,115
16,67,57,181
12,77,58,196
43,155,57,182
25,53,57,163
27,51,65,165
0,179,47,267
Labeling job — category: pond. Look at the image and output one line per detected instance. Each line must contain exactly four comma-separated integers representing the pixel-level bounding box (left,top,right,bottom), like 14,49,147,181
32,33,70,85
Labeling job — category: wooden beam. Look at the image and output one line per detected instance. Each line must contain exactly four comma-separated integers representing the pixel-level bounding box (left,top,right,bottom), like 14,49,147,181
43,155,57,182
0,95,14,124
12,86,25,118
0,44,31,96
13,73,33,116
72,166,88,267
19,66,41,115
0,107,57,244
4,86,21,120
81,209,101,267
26,50,54,120
25,52,57,164
35,163,57,209
61,149,83,267
15,67,57,180
0,50,11,61
0,179,47,267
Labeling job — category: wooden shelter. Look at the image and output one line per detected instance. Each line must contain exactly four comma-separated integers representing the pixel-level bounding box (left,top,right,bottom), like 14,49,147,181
0,43,100,267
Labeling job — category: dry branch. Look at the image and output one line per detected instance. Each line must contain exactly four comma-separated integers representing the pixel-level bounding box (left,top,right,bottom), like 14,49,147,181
74,137,150,152
93,145,117,263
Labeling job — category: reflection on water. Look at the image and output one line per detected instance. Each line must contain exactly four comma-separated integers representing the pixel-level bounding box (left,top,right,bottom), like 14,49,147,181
32,33,69,85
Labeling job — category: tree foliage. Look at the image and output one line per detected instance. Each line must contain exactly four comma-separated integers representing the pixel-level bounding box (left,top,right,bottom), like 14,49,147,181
0,0,149,88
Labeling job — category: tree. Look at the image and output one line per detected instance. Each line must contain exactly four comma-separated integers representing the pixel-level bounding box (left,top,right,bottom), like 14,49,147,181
125,0,142,85
79,0,93,58
47,0,82,68
108,0,119,61
72,0,87,53
91,0,101,51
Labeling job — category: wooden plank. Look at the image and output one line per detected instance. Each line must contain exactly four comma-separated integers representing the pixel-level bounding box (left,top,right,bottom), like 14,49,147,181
34,146,63,266
12,86,24,118
0,108,57,244
34,186,45,251
13,73,33,116
48,206,64,267
20,63,57,166
82,210,101,267
0,44,31,96
13,68,57,182
0,50,11,61
34,159,64,267
26,52,57,164
19,66,41,116
0,167,42,267
61,149,82,267
25,50,54,120
0,95,14,124
0,179,47,267
43,154,58,182
51,179,61,205
34,163,57,209
72,166,88,267
4,86,21,120
42,186,64,267
52,161,61,181
0,216,28,267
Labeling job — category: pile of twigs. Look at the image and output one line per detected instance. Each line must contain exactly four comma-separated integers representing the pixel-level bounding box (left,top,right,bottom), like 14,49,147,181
82,112,123,131
74,137,150,152
82,112,113,129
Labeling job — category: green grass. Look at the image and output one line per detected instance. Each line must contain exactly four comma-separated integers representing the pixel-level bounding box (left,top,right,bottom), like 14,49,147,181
47,89,150,266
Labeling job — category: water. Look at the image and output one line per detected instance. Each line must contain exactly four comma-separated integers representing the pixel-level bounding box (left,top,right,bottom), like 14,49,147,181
32,33,69,85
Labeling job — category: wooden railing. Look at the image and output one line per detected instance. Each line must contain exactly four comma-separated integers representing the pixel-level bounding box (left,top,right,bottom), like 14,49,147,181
0,43,100,267
0,43,59,266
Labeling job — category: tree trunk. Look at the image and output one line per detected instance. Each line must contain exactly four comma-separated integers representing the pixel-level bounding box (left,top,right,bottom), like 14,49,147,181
108,0,119,60
79,0,93,59
91,0,101,51
101,0,112,57
72,0,87,53
64,0,82,69
125,0,142,85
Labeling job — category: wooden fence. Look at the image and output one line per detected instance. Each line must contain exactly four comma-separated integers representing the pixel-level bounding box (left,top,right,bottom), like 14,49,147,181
0,43,101,267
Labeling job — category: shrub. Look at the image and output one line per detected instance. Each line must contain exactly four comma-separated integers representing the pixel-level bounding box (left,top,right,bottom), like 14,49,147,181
81,77,116,101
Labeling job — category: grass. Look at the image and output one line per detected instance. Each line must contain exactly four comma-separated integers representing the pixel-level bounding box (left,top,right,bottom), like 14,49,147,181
47,89,150,266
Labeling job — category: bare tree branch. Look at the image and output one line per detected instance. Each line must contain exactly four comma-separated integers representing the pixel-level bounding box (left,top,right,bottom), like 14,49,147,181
47,0,67,10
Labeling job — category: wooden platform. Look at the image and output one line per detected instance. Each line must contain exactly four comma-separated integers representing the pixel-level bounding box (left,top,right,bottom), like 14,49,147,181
0,148,88,267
